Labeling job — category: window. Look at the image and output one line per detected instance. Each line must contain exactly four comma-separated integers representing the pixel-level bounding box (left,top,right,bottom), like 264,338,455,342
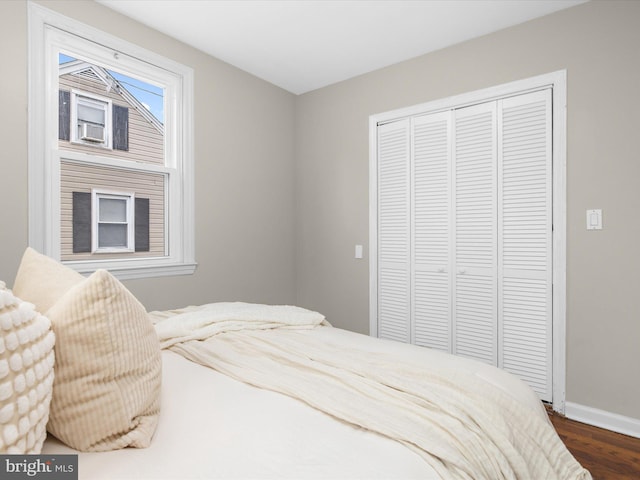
29,3,195,279
93,190,134,253
73,92,111,147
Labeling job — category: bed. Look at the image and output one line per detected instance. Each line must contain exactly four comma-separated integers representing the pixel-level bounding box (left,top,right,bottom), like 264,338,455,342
3,248,591,479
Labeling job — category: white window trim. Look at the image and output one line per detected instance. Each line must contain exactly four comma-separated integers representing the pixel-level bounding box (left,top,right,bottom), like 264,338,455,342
28,2,196,280
92,189,135,254
368,70,567,415
71,90,112,149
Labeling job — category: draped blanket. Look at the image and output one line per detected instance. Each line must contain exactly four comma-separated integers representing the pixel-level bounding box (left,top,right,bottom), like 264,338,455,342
153,302,591,480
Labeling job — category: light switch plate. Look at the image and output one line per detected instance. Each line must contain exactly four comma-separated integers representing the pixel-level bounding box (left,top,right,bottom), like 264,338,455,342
586,209,602,230
355,244,363,259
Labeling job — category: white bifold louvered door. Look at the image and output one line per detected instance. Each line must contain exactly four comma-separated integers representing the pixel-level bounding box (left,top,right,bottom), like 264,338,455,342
412,112,452,351
375,89,553,402
377,119,411,343
498,90,552,401
452,102,499,365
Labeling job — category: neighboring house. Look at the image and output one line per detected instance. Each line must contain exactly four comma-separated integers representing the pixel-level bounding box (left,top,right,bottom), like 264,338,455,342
58,60,165,262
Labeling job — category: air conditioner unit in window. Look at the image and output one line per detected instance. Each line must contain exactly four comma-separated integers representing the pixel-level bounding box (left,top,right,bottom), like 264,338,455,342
80,123,105,143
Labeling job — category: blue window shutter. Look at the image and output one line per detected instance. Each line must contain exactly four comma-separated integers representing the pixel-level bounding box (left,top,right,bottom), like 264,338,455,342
113,104,129,151
135,197,150,252
59,90,70,141
72,192,91,253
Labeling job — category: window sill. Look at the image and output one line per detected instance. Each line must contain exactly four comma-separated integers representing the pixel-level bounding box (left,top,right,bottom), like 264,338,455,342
63,258,197,280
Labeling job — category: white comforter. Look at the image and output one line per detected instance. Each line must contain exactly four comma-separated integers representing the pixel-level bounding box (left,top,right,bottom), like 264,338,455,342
45,348,441,479
155,302,591,480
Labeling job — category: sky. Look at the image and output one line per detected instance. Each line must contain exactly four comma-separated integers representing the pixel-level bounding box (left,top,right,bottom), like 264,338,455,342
59,53,164,123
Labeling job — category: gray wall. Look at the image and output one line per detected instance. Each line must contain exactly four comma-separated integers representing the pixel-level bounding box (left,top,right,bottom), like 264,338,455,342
295,0,640,420
0,0,297,309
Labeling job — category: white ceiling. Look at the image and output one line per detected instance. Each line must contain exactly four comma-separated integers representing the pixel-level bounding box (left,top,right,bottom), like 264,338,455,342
97,0,586,95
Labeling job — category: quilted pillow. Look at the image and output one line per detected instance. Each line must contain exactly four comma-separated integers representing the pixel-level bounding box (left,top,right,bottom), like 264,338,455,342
0,282,55,453
12,247,84,315
46,269,161,451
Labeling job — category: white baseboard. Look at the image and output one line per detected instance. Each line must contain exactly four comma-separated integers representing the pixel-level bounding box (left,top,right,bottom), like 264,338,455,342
565,402,640,439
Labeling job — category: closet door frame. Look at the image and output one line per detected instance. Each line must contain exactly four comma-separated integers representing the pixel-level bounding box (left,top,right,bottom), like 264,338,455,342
369,70,567,414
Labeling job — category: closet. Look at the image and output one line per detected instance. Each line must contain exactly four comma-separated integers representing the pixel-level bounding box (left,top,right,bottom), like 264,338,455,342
374,89,553,402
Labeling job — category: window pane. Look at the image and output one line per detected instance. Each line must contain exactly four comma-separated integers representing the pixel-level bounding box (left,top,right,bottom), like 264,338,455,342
77,103,105,125
98,224,128,248
99,198,127,222
60,162,166,261
59,55,166,163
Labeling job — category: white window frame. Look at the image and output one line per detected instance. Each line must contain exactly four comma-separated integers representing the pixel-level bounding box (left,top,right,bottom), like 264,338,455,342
28,2,196,280
92,189,135,254
71,90,112,149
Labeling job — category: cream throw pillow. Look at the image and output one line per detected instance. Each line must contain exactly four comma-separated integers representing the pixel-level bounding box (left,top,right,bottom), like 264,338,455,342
46,269,161,451
12,248,84,314
0,282,55,453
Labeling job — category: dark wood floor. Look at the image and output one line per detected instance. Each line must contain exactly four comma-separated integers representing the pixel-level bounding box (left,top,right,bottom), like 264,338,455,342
548,410,640,480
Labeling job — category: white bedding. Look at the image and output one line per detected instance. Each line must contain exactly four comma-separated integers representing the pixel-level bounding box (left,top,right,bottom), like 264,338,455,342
44,347,438,479
43,304,588,479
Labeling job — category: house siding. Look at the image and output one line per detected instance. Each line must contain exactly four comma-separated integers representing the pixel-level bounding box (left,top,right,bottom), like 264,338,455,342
59,72,163,165
60,160,165,261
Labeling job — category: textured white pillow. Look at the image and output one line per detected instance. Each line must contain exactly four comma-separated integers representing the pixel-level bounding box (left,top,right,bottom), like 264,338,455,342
0,281,55,453
46,269,161,451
